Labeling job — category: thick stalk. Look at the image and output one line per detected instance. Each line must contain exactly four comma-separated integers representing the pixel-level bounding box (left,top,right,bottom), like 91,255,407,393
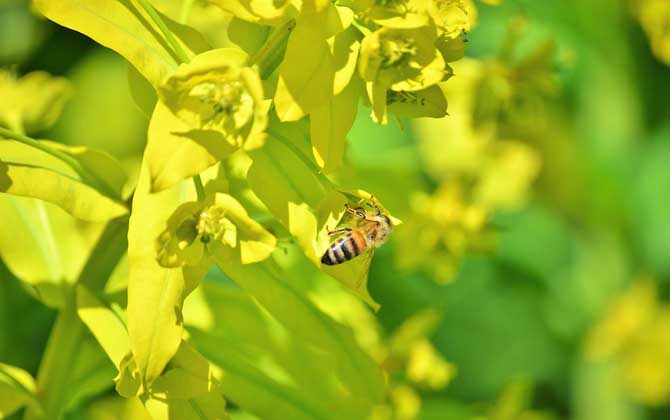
23,217,129,420
250,19,296,79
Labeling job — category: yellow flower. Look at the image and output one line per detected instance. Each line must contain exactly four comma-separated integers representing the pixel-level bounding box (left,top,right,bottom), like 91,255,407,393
406,339,457,389
158,48,268,150
633,0,670,64
155,192,275,268
585,277,670,406
359,25,447,122
0,70,71,133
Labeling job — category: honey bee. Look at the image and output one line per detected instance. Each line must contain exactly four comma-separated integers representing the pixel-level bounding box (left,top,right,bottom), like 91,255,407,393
321,197,392,266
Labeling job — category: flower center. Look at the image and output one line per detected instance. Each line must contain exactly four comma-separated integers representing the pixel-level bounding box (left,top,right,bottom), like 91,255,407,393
196,205,229,243
380,37,417,68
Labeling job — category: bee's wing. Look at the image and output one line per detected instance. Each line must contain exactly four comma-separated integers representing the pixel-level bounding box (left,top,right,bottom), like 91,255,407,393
355,248,375,289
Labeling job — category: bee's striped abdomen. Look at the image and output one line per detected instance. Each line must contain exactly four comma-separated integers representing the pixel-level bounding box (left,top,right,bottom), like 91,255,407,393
321,232,366,265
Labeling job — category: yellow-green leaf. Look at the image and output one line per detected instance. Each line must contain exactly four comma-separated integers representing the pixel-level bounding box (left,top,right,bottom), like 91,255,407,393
206,0,296,25
207,253,385,408
0,363,40,418
127,64,157,119
310,78,359,173
144,342,230,420
387,84,448,119
0,139,128,221
330,27,361,96
185,280,380,420
76,285,129,368
0,196,100,307
127,160,208,386
34,0,210,87
274,22,336,121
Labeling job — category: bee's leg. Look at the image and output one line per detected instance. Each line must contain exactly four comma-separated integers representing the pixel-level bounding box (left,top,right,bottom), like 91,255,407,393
345,203,368,219
345,203,380,224
326,225,352,237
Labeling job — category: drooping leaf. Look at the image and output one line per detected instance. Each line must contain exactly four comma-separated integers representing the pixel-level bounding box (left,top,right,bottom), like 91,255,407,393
329,27,361,96
0,196,101,307
247,132,385,308
33,0,210,88
0,139,128,221
387,84,448,119
274,21,336,121
0,363,40,418
310,79,359,173
127,64,157,119
227,17,270,56
76,285,130,369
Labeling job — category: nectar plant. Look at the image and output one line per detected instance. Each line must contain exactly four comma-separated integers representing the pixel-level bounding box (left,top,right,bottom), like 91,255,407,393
0,1,483,419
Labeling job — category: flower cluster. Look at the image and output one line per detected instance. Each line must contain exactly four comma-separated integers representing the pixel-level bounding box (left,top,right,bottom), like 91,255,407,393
585,277,670,406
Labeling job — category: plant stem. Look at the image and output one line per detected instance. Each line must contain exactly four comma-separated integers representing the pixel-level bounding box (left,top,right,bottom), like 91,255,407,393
0,127,82,174
267,128,335,189
192,174,205,200
250,19,296,79
179,0,195,24
136,0,190,64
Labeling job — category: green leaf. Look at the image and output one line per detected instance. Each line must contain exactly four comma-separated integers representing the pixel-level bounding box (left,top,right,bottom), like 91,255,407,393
329,27,361,96
310,79,359,173
34,0,210,88
23,296,117,420
227,17,270,57
0,363,40,418
0,139,128,222
127,63,157,119
185,281,379,420
274,22,336,121
206,254,385,413
127,160,209,386
0,196,100,307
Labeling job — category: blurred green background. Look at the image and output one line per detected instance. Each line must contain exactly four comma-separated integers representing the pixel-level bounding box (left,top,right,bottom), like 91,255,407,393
1,0,669,419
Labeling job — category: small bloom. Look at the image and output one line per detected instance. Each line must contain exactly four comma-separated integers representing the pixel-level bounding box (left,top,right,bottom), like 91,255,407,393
155,192,274,268
159,48,268,150
359,25,446,122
